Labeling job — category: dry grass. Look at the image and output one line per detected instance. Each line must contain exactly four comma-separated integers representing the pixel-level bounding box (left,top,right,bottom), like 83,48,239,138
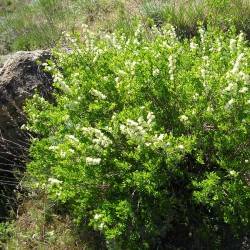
1,0,250,54
4,193,88,250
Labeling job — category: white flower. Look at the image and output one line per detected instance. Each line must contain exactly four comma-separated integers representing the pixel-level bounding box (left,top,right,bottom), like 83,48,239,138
133,39,140,46
90,88,107,100
201,68,206,79
66,134,79,142
115,77,120,85
199,27,205,43
179,115,188,122
237,32,244,46
48,178,62,185
118,70,126,76
238,71,248,81
190,41,197,50
82,127,112,148
99,222,105,230
232,53,244,74
60,81,71,93
164,25,176,41
168,55,175,81
152,68,160,76
206,106,214,112
147,112,155,124
225,98,235,109
86,157,101,165
94,214,102,220
216,38,222,52
193,93,199,100
92,137,112,148
178,144,184,150
60,151,66,158
120,124,126,132
127,119,139,127
158,134,164,141
49,145,58,151
229,170,238,177
239,87,248,93
224,83,235,92
137,116,144,123
121,117,147,139
230,39,237,52
21,124,27,130
228,98,235,106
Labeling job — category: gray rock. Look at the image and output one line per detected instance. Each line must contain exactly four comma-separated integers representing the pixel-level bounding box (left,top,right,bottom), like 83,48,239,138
0,50,52,217
0,50,52,143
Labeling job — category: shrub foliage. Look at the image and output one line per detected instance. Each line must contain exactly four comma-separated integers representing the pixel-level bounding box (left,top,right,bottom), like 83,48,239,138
25,25,250,249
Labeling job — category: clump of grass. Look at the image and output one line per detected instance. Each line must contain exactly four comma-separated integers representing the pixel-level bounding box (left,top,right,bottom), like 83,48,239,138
140,0,250,38
3,191,90,249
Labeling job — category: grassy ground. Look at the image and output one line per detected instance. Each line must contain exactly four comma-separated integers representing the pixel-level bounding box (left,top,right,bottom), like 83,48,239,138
1,192,94,249
1,0,250,54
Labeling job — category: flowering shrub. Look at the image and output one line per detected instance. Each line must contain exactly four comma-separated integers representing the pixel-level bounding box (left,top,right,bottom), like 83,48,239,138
25,24,250,249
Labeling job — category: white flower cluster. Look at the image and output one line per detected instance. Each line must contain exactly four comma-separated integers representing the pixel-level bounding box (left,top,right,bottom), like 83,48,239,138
145,133,166,148
199,27,206,46
225,98,235,110
103,33,122,50
147,111,155,124
168,55,176,81
48,178,63,185
178,144,185,150
190,41,198,50
48,144,75,159
231,53,244,75
120,119,146,139
86,157,101,165
49,145,59,151
216,37,222,52
93,213,105,230
93,48,104,63
179,115,189,123
82,127,112,148
63,31,77,45
152,67,160,77
135,24,143,37
237,32,245,48
65,134,80,143
120,112,156,143
200,56,210,90
90,88,107,100
53,72,71,93
229,170,238,177
125,60,137,75
224,69,249,95
224,82,236,93
238,71,250,83
42,62,54,71
163,25,177,43
239,86,248,94
229,38,237,52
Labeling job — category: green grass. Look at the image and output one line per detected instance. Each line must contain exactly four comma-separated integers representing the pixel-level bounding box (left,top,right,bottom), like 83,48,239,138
1,0,250,54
